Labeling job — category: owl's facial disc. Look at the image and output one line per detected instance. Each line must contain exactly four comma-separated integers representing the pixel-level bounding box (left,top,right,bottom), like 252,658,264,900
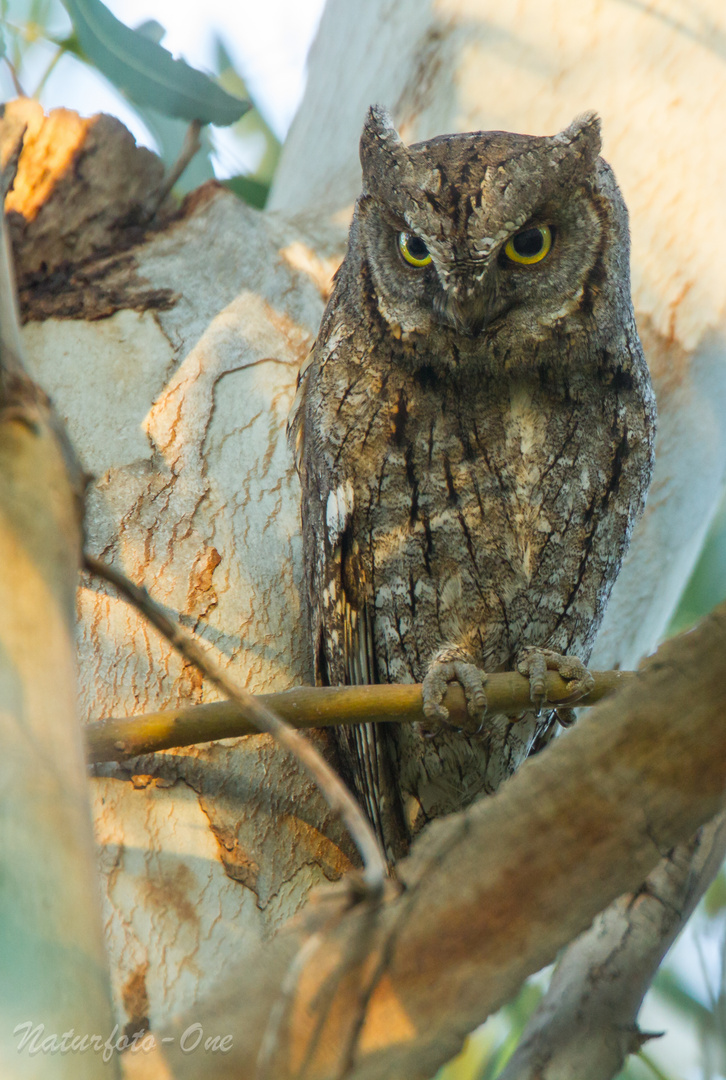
359,151,606,342
395,229,502,335
390,216,564,336
434,288,499,337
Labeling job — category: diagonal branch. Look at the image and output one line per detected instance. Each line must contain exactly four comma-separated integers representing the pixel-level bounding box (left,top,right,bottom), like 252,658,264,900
121,597,726,1080
497,810,726,1080
84,553,387,896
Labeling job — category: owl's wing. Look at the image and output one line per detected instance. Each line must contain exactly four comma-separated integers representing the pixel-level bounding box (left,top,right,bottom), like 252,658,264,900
317,478,408,862
291,346,408,862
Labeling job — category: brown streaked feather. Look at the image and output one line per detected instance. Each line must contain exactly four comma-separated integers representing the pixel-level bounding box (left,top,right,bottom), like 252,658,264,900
291,108,656,863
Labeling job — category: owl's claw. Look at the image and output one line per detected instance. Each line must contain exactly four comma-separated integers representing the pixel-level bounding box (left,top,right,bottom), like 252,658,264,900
554,707,577,728
516,647,594,717
421,657,488,732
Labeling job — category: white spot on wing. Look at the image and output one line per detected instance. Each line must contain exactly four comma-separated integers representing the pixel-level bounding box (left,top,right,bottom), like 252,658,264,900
440,574,463,613
326,480,355,548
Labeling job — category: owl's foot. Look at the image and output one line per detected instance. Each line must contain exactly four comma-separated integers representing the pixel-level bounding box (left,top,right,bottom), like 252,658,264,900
516,647,594,717
421,649,488,732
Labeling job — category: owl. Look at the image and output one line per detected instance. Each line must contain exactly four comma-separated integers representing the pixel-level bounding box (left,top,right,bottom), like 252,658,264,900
290,106,656,862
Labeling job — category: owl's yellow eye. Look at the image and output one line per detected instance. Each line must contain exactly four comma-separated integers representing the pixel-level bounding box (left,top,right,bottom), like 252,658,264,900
504,225,552,265
398,232,432,267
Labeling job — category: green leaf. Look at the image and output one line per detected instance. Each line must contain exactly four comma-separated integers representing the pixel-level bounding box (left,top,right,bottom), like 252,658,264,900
134,19,165,45
213,33,281,184
136,104,215,193
704,869,726,917
48,31,83,59
222,175,270,209
61,0,250,126
652,967,712,1025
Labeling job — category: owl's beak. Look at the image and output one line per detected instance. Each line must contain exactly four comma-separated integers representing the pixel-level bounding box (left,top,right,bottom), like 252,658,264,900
441,293,496,337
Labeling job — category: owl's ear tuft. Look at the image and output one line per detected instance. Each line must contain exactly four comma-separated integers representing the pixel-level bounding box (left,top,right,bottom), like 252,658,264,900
360,105,410,188
363,105,399,142
556,111,602,166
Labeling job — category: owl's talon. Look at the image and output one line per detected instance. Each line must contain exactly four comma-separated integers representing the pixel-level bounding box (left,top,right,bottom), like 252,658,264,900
422,657,488,732
554,707,577,728
517,647,594,715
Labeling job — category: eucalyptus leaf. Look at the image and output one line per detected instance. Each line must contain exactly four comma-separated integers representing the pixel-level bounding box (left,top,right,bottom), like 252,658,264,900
223,175,269,209
653,968,712,1024
134,19,165,46
136,104,215,193
704,869,726,917
213,33,281,184
62,0,250,126
48,31,83,59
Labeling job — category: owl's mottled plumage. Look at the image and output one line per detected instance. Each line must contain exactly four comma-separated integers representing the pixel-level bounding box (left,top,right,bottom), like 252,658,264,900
291,107,656,861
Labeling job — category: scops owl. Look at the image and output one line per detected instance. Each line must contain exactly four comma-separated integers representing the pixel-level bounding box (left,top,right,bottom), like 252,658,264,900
290,106,656,862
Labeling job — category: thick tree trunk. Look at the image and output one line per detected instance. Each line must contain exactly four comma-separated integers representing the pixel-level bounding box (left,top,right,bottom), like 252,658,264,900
0,208,118,1077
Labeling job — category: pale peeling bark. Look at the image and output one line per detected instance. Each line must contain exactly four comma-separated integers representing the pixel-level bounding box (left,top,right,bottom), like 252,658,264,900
3,101,351,1035
123,600,726,1080
71,209,354,1029
497,812,726,1080
0,212,117,1076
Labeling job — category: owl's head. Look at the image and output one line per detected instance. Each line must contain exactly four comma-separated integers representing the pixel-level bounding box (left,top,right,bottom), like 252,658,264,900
355,106,629,344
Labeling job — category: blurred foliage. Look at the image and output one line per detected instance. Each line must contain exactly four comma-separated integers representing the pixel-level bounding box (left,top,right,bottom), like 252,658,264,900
623,1053,674,1080
704,869,726,919
0,0,279,202
215,36,280,187
668,491,726,636
434,979,545,1079
433,916,726,1080
62,0,249,123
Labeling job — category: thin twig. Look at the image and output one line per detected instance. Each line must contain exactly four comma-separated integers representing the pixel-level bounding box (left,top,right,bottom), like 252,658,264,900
145,118,203,219
2,55,25,98
85,670,630,764
83,553,388,897
32,46,64,99
0,190,25,372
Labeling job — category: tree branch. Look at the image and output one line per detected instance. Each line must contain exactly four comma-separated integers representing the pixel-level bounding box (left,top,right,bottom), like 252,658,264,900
85,670,629,763
0,185,119,1074
84,553,388,895
498,811,726,1080
122,597,726,1080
